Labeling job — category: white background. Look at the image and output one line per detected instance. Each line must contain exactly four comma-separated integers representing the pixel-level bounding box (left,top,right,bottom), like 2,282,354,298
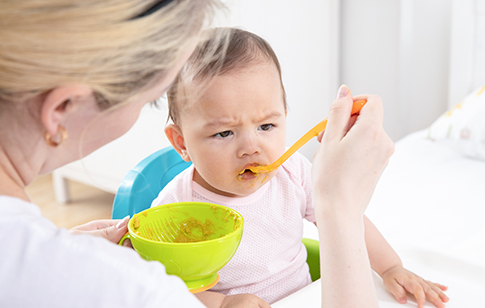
221,0,459,159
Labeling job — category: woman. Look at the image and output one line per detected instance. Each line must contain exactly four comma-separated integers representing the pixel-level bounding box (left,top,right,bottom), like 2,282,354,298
0,1,393,307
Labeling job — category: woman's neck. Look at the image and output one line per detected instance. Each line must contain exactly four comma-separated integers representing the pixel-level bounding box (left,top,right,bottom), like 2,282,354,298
0,174,30,201
0,147,32,202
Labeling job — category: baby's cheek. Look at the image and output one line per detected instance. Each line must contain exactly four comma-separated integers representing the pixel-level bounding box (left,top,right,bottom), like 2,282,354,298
202,164,231,184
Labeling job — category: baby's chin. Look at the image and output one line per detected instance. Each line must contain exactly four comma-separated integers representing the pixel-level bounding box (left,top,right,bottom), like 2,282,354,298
195,169,273,198
207,181,266,198
229,177,274,197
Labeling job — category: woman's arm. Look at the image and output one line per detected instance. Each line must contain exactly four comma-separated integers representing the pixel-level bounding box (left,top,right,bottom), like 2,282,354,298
317,214,377,307
312,85,394,307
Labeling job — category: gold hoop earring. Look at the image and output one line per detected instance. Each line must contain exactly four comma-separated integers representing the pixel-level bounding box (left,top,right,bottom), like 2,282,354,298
43,126,68,147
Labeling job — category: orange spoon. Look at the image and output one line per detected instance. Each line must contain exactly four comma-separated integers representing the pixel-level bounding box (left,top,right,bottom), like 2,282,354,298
242,99,367,175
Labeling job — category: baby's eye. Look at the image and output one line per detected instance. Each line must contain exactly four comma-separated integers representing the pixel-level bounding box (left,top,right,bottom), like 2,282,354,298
259,124,274,131
214,130,233,138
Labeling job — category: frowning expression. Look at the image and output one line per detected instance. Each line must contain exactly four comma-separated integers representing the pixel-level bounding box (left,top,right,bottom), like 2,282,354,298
176,62,286,197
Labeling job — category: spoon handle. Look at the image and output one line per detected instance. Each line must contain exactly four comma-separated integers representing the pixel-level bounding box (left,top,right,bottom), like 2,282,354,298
248,99,367,174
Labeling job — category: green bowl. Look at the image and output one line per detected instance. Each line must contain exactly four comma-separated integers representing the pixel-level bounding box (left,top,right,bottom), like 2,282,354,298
119,202,244,293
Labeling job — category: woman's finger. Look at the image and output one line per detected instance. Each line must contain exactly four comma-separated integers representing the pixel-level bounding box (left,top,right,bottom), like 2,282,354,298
89,221,128,244
345,94,384,141
323,84,354,142
317,130,324,143
70,216,130,244
71,218,123,231
346,114,359,133
121,237,134,248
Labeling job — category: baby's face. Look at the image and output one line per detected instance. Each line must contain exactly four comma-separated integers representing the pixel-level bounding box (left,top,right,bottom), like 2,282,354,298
179,62,286,197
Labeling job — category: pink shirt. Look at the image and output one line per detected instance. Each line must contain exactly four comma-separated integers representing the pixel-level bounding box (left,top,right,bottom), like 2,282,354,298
152,152,315,304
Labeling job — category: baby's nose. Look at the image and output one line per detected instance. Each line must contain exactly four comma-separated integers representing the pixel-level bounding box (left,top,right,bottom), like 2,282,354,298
237,134,261,157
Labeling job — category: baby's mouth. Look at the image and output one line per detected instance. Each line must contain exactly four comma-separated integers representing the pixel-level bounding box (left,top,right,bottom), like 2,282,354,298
238,164,261,177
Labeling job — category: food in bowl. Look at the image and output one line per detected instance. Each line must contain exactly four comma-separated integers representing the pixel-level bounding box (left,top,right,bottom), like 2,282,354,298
119,202,244,293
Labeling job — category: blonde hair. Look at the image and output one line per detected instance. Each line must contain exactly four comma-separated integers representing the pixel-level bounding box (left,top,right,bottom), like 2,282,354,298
167,27,287,125
0,0,222,108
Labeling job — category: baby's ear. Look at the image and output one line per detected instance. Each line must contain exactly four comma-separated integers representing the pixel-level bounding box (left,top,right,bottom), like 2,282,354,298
165,124,191,162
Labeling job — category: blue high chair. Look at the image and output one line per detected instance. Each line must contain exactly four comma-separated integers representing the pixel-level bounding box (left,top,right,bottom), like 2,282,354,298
112,146,321,282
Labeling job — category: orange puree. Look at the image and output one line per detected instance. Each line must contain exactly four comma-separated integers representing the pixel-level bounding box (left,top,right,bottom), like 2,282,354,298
133,215,141,229
174,217,217,243
132,206,242,243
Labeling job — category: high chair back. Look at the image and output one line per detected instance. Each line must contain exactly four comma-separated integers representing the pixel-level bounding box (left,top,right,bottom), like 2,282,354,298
112,146,191,220
112,146,321,281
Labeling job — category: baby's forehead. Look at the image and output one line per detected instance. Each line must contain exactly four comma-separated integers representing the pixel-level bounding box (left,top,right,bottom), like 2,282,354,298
173,58,284,123
190,61,278,94
194,57,279,87
221,53,277,76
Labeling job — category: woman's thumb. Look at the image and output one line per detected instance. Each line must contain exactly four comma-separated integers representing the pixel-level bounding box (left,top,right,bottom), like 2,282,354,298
336,84,350,99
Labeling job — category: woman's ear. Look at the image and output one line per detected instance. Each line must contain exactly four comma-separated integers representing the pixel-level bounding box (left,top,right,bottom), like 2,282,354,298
40,85,94,136
165,124,191,162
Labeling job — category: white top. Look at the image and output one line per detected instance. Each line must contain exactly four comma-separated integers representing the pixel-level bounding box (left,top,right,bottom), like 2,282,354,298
152,152,316,304
0,196,205,308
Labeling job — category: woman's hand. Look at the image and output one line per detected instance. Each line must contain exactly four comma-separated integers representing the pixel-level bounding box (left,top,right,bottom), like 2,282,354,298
382,265,449,308
312,85,394,308
69,216,131,245
312,85,394,220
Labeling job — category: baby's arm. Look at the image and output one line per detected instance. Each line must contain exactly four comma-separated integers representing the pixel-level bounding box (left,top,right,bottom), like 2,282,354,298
195,291,270,308
363,216,401,275
364,216,449,308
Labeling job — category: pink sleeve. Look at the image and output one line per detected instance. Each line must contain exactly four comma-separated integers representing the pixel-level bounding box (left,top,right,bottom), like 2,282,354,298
283,153,315,223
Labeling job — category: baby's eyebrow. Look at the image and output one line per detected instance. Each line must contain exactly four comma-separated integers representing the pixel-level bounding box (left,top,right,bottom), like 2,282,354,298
254,111,284,123
203,111,284,129
203,118,238,129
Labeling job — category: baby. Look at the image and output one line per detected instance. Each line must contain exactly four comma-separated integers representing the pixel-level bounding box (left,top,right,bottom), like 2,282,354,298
152,27,448,307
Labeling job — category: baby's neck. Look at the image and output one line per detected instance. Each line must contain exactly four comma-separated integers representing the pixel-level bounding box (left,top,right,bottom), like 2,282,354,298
193,169,242,198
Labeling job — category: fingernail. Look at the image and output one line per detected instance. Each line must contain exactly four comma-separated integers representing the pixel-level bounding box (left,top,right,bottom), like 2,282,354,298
336,84,349,99
116,215,130,229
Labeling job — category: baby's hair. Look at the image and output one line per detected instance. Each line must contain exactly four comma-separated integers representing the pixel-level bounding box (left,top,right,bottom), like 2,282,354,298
167,27,287,125
0,0,222,110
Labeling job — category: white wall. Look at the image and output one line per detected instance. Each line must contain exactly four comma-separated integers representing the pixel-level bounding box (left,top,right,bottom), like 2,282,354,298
223,0,340,159
224,0,454,158
341,0,452,141
449,0,485,107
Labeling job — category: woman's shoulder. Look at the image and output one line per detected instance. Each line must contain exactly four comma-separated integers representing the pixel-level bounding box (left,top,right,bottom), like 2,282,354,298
0,196,203,307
